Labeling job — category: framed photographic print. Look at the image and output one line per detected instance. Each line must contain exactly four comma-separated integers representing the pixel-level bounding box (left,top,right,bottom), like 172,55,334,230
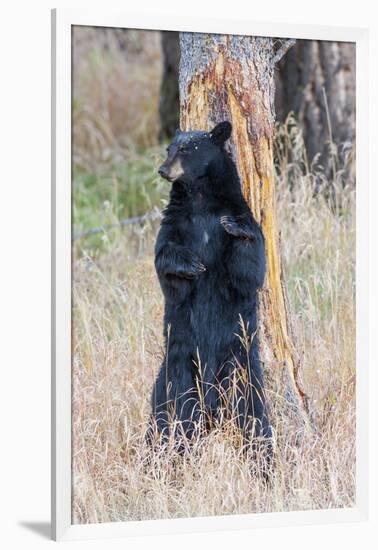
51,8,369,541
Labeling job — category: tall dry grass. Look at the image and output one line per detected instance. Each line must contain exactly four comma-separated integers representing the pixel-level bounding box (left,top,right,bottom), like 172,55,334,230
72,118,355,523
72,26,162,170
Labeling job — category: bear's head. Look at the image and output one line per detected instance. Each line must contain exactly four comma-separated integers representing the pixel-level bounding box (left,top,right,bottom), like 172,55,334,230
158,121,232,184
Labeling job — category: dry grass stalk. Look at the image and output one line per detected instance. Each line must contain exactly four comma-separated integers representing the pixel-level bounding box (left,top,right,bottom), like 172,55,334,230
72,118,355,522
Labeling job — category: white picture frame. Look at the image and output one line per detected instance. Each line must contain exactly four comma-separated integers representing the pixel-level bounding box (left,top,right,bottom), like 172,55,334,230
51,8,369,541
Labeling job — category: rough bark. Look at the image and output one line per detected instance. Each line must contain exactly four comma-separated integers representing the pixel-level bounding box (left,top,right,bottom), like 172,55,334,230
159,31,180,141
179,33,309,425
275,40,356,179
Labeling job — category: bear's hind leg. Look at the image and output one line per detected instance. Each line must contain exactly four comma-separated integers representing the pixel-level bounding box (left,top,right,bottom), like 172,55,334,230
219,349,273,468
149,353,202,448
148,365,170,447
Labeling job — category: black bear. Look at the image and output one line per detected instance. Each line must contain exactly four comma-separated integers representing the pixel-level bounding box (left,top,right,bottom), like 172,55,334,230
150,121,272,448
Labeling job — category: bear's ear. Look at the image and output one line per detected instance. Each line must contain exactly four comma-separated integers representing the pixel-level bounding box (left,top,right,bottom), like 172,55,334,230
209,121,232,144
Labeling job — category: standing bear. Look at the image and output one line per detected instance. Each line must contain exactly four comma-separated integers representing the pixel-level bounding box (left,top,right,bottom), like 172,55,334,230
150,121,272,448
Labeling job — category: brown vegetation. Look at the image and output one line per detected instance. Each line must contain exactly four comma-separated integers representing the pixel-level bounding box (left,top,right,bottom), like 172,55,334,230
72,121,355,523
72,28,355,524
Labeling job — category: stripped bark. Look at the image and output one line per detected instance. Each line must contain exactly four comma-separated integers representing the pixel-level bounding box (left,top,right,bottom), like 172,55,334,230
179,33,309,424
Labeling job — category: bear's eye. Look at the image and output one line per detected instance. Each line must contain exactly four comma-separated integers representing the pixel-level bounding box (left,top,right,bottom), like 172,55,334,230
179,146,190,154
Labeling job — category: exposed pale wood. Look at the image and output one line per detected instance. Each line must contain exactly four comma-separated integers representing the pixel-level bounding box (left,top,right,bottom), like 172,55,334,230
179,33,309,424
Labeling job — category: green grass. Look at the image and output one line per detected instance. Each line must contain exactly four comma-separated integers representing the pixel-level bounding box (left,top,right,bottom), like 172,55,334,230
72,156,356,523
73,146,169,247
71,26,356,522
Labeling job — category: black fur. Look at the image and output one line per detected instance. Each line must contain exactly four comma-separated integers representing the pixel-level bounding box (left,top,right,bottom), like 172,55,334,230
151,121,272,447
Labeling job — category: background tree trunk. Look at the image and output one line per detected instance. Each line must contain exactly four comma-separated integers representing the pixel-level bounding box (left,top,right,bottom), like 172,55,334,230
275,40,356,180
159,31,180,141
179,33,309,425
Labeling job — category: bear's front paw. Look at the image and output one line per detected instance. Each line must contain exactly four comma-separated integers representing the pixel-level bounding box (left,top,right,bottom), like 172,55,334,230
171,248,206,279
220,216,256,241
220,216,238,235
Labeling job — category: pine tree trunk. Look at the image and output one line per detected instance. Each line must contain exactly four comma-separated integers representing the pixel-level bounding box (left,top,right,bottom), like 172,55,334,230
179,33,309,423
159,31,180,141
275,40,355,180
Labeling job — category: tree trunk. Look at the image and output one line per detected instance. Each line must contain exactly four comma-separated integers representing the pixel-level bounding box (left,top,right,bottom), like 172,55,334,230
275,40,356,180
179,33,309,424
159,31,180,141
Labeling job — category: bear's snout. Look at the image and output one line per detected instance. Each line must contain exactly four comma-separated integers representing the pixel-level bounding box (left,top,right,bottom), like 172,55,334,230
158,165,169,179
